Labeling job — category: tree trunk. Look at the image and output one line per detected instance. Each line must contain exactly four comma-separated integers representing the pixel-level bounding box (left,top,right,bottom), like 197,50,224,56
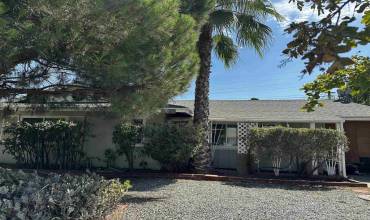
193,23,213,172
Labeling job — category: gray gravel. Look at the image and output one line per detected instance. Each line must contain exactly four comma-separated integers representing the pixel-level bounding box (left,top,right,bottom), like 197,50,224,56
123,178,370,220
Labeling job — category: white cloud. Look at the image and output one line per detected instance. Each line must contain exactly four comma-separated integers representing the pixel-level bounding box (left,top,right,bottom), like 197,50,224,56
272,0,357,27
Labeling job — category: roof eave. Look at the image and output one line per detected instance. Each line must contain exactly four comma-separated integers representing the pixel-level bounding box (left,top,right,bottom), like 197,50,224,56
342,117,370,122
209,118,344,123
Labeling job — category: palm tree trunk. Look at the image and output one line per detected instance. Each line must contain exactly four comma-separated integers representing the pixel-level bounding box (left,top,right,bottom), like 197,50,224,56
193,23,212,172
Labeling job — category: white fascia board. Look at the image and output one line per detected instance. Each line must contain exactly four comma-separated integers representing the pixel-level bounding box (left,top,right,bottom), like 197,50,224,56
209,118,344,123
342,117,370,122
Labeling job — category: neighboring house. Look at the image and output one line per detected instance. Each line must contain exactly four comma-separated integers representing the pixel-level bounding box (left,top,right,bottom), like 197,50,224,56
1,100,370,176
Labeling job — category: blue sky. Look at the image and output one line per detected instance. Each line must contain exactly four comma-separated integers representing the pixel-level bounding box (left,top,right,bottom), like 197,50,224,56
176,0,369,101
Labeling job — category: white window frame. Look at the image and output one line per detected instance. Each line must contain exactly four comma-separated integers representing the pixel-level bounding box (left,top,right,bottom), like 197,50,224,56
20,115,71,122
211,122,238,148
19,115,89,122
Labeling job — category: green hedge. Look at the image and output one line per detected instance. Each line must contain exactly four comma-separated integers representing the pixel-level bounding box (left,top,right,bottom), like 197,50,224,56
3,120,89,170
0,168,131,220
246,127,348,176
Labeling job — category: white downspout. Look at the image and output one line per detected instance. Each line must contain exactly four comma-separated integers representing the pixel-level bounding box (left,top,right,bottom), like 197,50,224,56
209,121,214,164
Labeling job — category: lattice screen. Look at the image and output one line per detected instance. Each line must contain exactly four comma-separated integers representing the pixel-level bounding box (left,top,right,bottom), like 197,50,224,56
237,122,257,154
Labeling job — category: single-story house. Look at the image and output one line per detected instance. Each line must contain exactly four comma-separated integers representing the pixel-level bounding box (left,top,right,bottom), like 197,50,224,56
172,100,370,176
0,100,370,176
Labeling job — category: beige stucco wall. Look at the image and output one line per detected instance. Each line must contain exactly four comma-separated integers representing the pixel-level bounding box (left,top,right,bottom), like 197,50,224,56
0,110,161,170
83,115,161,170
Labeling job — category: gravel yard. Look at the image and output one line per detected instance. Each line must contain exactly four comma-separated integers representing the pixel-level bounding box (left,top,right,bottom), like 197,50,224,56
123,178,370,220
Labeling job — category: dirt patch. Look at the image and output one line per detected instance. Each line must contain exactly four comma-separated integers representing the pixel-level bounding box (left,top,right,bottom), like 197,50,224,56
105,204,128,220
351,187,370,195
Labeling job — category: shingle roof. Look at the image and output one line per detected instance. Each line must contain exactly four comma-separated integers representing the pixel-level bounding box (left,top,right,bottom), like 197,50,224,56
171,100,370,122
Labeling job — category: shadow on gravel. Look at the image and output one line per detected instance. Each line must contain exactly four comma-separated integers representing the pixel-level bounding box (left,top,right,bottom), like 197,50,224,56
126,178,177,192
222,181,335,191
349,174,370,184
122,195,168,204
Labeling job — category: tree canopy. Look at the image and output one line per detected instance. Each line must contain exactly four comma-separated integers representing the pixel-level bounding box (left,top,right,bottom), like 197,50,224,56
0,0,202,114
282,0,369,110
283,0,369,75
302,56,370,111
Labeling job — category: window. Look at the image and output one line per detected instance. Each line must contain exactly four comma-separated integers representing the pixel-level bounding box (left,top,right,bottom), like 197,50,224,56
258,122,288,128
22,118,44,123
288,123,310,128
212,124,225,146
22,117,67,123
211,123,237,146
315,123,336,129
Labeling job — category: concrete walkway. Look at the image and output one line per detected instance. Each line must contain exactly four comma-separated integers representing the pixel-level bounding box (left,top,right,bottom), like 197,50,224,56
349,174,370,187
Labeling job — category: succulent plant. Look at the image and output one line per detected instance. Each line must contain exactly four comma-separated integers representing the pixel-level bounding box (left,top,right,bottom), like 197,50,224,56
0,168,131,220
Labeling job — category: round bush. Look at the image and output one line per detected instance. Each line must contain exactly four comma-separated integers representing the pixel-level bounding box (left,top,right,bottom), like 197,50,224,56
144,123,199,171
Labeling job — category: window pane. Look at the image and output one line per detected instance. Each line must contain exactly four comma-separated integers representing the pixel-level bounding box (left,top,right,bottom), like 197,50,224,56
226,124,237,146
315,123,336,129
23,118,67,124
258,122,287,128
288,123,310,128
22,118,43,123
45,118,65,122
212,124,226,146
315,123,325,129
325,123,336,129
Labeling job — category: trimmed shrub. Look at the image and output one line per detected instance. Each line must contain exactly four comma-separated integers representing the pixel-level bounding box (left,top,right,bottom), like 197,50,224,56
3,120,89,170
0,168,131,220
112,122,142,170
104,148,118,169
246,127,348,176
144,123,199,171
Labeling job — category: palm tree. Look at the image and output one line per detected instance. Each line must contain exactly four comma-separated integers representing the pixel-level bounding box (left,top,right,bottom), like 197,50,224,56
193,0,283,172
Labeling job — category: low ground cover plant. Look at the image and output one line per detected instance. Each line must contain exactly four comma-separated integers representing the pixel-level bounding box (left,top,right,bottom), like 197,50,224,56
0,168,131,220
246,127,348,176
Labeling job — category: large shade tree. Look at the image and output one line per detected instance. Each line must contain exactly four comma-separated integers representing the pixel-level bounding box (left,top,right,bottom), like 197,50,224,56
302,56,370,110
192,0,282,171
0,0,203,115
283,0,370,110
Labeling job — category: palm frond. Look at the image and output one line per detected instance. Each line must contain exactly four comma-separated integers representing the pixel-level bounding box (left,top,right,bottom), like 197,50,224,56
210,0,282,58
213,34,238,68
216,0,284,21
209,9,235,30
235,13,272,56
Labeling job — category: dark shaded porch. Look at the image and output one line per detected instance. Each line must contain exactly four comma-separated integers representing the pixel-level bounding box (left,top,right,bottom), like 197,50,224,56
345,121,370,172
